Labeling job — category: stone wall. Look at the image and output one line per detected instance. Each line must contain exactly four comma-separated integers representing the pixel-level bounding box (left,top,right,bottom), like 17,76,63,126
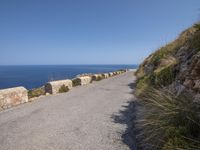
45,80,72,94
0,69,129,110
0,87,28,109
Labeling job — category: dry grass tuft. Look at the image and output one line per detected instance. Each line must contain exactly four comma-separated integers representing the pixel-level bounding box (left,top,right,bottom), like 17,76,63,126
136,88,200,150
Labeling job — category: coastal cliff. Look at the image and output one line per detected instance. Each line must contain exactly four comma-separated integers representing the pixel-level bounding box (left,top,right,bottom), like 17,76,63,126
135,23,200,149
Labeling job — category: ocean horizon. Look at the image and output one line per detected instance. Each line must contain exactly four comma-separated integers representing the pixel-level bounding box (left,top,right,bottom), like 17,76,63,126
0,64,137,90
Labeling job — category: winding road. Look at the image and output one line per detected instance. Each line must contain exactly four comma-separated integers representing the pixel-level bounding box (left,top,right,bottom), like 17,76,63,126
0,71,136,150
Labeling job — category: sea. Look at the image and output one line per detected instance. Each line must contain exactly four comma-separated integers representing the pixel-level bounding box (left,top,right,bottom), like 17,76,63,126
0,65,137,90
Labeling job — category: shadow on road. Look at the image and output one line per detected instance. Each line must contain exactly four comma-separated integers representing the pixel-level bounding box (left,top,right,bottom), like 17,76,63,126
128,82,136,90
111,81,138,150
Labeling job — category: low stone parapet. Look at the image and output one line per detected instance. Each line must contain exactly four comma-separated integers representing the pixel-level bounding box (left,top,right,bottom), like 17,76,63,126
0,87,28,109
113,72,117,75
92,74,103,81
73,76,92,86
102,73,109,79
0,69,130,111
45,80,72,94
109,72,114,77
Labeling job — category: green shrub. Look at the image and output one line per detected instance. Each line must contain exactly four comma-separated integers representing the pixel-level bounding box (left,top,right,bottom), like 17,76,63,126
136,88,200,150
194,23,200,31
59,85,69,93
135,76,151,97
152,66,175,87
151,49,167,66
190,25,200,52
96,76,103,81
28,87,45,99
72,78,81,87
136,66,175,98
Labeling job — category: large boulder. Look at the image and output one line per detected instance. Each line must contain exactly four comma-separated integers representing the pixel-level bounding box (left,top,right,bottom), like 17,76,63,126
45,80,72,94
72,76,92,86
0,87,28,109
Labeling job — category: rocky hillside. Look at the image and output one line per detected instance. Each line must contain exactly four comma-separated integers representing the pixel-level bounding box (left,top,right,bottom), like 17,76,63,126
136,23,200,99
135,23,200,149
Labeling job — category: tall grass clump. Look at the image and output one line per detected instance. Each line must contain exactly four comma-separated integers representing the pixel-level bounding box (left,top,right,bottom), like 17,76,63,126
136,88,200,150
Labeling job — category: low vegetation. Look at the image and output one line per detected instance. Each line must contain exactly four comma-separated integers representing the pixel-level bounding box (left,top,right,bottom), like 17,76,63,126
136,88,200,150
28,87,45,99
135,23,200,149
59,85,69,93
72,78,81,87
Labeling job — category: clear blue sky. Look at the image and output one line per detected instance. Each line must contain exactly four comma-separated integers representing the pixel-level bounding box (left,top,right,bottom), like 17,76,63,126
0,0,199,65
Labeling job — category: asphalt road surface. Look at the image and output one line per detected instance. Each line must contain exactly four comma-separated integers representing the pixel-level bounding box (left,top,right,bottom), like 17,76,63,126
0,71,136,150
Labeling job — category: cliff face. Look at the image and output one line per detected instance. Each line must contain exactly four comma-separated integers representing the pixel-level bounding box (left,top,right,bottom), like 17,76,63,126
136,23,200,100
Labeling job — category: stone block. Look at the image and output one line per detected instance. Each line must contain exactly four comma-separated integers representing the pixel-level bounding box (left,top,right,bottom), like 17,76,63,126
92,74,103,81
102,73,109,79
45,80,72,94
72,76,92,86
0,87,28,109
108,72,114,77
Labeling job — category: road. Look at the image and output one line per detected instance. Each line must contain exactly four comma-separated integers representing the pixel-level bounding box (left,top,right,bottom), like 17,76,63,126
0,71,136,150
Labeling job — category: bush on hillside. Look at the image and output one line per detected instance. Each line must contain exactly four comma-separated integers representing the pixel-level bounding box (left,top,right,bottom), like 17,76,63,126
190,24,200,51
135,23,200,150
152,66,175,87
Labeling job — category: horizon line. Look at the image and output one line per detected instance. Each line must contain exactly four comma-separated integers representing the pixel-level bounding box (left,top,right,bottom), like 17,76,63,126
0,64,138,66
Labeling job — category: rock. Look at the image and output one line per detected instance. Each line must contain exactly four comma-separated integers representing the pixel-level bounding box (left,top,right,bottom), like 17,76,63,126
45,80,72,94
72,76,92,86
194,94,200,102
0,87,28,109
183,79,194,89
193,80,200,91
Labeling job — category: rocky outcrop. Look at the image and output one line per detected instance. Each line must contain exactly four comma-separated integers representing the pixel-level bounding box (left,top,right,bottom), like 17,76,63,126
0,87,28,109
180,51,200,92
136,23,200,100
135,24,200,150
45,80,72,94
72,76,92,86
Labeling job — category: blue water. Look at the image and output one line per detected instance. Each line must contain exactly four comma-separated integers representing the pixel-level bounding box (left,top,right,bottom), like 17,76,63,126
0,65,137,90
